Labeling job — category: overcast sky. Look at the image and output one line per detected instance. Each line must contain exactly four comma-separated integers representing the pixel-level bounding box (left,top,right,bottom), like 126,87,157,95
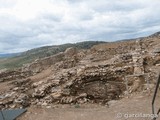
0,0,160,53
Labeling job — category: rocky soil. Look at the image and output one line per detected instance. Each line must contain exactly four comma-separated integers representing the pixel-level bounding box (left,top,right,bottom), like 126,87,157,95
0,33,160,119
17,94,160,120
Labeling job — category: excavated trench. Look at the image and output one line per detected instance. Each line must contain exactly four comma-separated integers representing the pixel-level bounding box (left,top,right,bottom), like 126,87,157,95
69,75,126,103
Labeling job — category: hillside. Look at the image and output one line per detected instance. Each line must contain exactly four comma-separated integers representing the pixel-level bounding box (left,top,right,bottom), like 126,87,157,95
0,53,21,58
0,32,160,120
0,41,105,70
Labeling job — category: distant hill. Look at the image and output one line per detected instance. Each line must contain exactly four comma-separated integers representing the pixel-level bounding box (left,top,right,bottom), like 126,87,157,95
1,31,160,70
0,41,105,70
0,53,21,58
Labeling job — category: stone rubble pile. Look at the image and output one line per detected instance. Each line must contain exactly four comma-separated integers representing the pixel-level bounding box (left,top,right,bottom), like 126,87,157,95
0,42,160,110
0,70,32,83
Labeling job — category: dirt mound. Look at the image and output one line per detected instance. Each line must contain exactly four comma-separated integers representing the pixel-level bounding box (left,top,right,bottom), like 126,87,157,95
0,36,160,110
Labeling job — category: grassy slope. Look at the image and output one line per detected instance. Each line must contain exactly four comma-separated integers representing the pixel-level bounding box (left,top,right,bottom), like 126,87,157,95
0,41,105,70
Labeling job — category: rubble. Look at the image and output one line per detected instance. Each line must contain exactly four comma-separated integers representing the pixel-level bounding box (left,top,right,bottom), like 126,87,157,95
64,47,77,57
0,38,160,110
153,48,160,53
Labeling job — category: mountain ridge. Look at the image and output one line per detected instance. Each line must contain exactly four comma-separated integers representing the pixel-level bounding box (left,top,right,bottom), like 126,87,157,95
0,41,105,69
0,31,160,70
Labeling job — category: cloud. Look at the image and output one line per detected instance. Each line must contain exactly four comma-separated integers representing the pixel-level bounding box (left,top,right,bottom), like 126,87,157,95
0,0,160,53
0,0,16,8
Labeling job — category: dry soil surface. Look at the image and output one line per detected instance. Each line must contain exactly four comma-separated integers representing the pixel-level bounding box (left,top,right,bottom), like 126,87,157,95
18,93,160,120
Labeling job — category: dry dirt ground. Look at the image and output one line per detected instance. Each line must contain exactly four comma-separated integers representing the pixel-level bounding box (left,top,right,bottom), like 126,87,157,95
29,67,53,81
18,93,160,120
